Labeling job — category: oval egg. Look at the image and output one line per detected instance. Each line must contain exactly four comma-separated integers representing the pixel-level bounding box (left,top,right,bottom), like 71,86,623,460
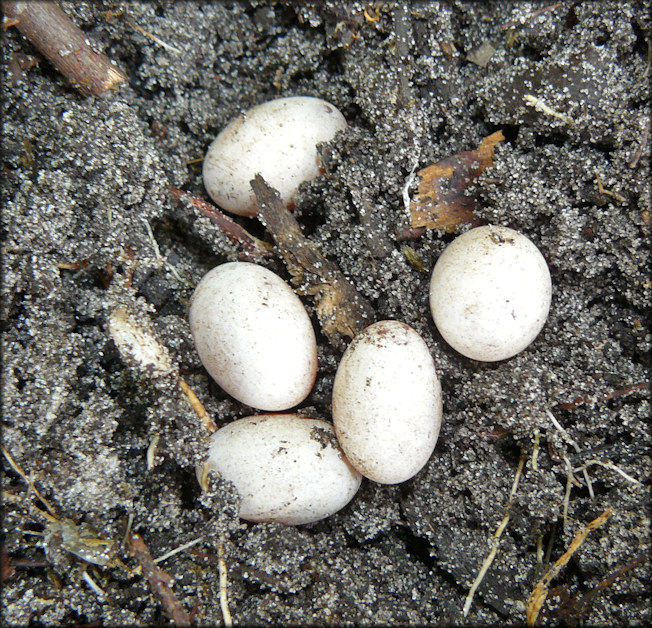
332,320,443,484
204,414,362,525
189,262,317,411
203,96,347,216
429,225,552,362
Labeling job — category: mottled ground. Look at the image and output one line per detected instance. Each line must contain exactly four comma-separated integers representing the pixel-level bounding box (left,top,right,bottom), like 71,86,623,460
2,1,650,625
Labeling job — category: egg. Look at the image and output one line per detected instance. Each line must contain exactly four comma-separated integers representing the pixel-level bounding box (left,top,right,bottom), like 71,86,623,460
332,320,443,484
204,414,362,525
429,225,552,362
202,96,347,216
188,262,317,411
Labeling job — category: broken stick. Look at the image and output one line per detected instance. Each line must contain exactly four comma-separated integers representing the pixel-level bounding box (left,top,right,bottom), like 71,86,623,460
128,533,191,627
2,0,126,96
250,174,375,349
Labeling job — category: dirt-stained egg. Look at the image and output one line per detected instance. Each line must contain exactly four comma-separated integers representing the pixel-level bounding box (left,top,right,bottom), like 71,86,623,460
429,225,552,361
202,96,347,216
204,414,362,525
332,320,443,484
189,262,317,411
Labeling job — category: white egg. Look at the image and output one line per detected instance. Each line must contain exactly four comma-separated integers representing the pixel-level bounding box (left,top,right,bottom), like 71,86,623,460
202,96,347,216
204,414,362,525
332,320,443,484
429,225,552,362
189,262,317,411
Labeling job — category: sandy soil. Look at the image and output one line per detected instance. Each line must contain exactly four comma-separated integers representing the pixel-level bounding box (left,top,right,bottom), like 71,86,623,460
2,1,650,625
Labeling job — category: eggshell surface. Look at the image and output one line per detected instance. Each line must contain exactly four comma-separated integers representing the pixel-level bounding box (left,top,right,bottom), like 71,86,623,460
429,225,552,362
205,414,362,525
332,320,443,484
203,96,347,216
189,262,317,411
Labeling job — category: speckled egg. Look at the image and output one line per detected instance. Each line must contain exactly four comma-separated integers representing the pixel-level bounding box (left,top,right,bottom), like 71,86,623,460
204,414,362,525
203,96,347,216
332,320,443,484
189,262,317,411
429,225,552,361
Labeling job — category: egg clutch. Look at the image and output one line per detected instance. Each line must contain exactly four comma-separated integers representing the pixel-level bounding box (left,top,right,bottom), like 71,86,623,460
190,96,552,525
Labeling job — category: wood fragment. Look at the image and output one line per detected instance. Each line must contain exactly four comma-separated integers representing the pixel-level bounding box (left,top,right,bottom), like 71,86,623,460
1,0,126,96
169,187,273,261
526,508,613,626
410,131,504,231
251,174,376,349
128,533,191,627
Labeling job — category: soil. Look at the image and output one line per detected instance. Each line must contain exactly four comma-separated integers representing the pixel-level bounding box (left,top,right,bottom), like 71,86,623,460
2,1,650,626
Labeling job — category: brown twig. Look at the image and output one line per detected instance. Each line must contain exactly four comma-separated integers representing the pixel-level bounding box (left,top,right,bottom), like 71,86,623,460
128,533,191,627
2,0,126,96
251,174,376,349
554,382,648,411
169,187,272,261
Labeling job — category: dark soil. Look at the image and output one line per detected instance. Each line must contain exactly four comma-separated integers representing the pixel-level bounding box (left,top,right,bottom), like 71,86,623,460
2,1,650,625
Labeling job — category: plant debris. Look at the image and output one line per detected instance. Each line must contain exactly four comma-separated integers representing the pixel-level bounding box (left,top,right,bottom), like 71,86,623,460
409,130,505,231
251,174,375,349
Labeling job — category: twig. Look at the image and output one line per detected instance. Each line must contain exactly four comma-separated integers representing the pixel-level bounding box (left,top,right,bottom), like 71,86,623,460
251,174,376,349
463,453,527,617
554,381,648,411
1,0,126,96
526,508,613,626
128,533,192,627
169,187,273,261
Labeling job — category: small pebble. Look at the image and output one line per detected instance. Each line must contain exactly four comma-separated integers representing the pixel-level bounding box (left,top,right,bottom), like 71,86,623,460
332,320,443,484
203,96,347,216
189,262,317,410
204,414,362,525
429,225,552,361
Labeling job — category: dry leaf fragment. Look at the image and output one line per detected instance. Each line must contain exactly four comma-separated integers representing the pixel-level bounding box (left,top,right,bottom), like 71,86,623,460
410,130,505,231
